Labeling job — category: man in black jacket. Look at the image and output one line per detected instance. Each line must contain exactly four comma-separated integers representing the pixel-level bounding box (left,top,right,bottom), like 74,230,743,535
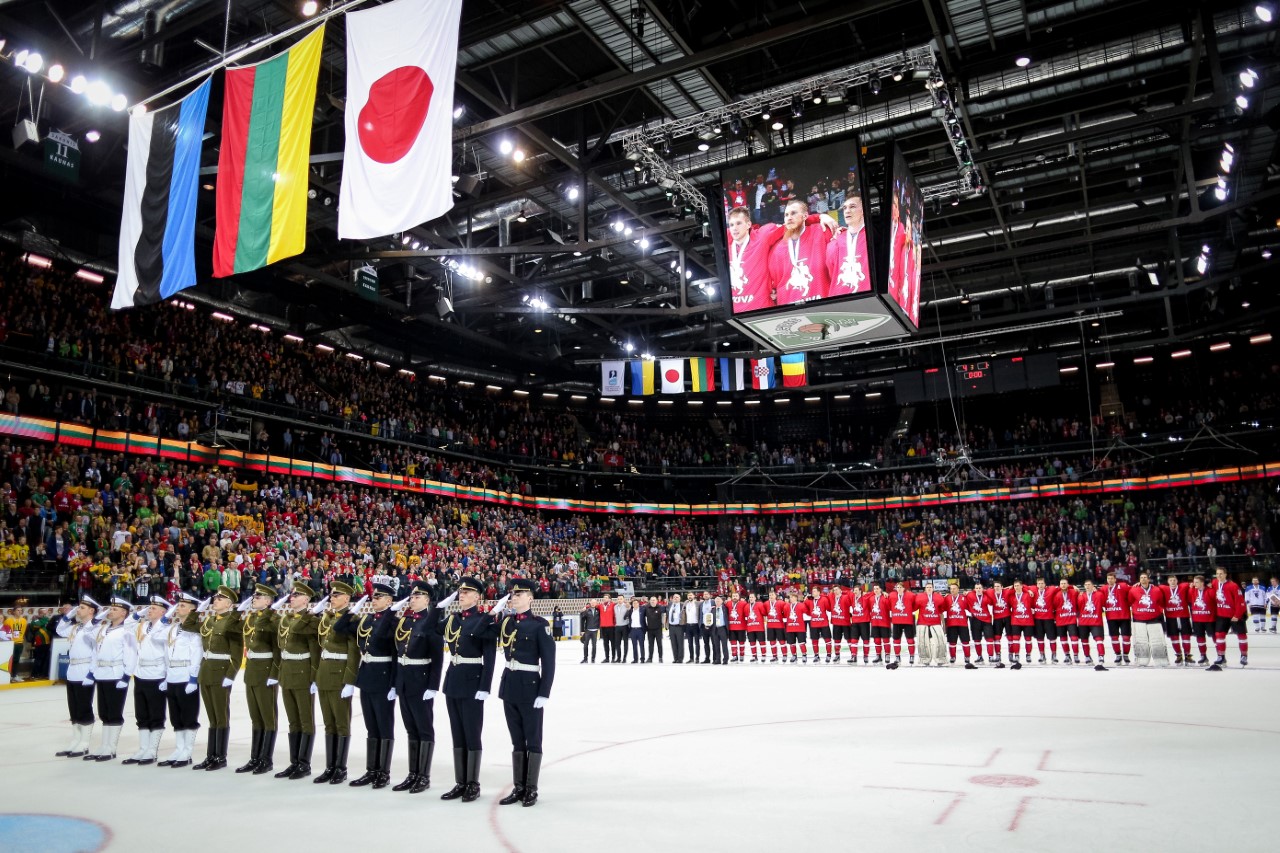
579,601,600,663
667,594,685,664
642,596,665,663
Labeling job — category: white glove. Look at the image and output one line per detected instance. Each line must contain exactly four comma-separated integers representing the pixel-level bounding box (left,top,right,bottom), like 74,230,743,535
351,595,370,612
158,680,167,692
266,678,278,687
164,602,178,621
474,690,489,701
309,682,318,695
423,689,437,701
128,609,143,622
386,687,397,701
437,590,458,609
221,677,234,688
340,684,354,699
533,696,548,709
196,597,211,613
491,594,511,614
184,683,198,695
236,597,253,613
81,678,95,687
271,594,289,611
310,596,330,615
115,679,128,690
391,597,410,613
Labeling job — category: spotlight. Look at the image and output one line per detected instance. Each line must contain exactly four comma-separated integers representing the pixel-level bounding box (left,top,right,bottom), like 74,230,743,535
87,80,111,106
84,130,100,143
453,105,465,119
1015,56,1031,68
567,186,579,201
401,234,412,245
1240,68,1259,87
512,148,525,162
639,237,650,249
1257,3,1274,22
1236,94,1250,109
498,139,514,155
661,132,672,156
791,94,803,118
624,227,633,237
111,93,127,112
771,120,784,131
22,51,43,74
47,64,64,83
1262,248,1273,260
308,188,317,199
869,75,881,96
697,142,709,151
729,112,742,135
70,74,87,94
301,0,318,16
811,89,823,105
950,194,960,207
760,110,771,121
612,220,625,233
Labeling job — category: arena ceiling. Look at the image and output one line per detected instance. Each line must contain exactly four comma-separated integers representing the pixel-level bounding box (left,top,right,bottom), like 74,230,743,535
0,0,1277,392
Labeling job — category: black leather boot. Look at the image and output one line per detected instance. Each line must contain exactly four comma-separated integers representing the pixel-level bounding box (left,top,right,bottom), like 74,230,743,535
522,752,542,807
349,737,379,787
289,732,314,780
372,739,393,789
440,747,467,799
236,730,263,773
254,730,276,775
314,734,338,783
461,750,482,802
392,739,420,791
410,741,433,794
275,732,300,778
205,728,229,770
498,751,526,805
328,735,350,784
192,728,217,770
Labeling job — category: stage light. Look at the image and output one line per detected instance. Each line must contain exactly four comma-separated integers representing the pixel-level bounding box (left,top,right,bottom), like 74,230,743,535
1240,68,1259,87
87,80,111,106
661,132,672,156
70,74,87,94
567,186,579,201
512,148,525,162
47,64,64,83
790,94,803,118
697,142,709,151
111,93,127,112
453,105,465,119
729,113,742,135
869,75,881,95
498,139,513,155
1015,56,1031,68
84,130,100,143
811,89,823,105
1256,3,1274,22
771,120,784,131
302,1,318,16
1236,94,1250,109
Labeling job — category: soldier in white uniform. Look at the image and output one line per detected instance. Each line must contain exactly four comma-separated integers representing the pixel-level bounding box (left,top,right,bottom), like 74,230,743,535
54,595,105,758
84,596,140,761
158,593,203,768
121,596,172,766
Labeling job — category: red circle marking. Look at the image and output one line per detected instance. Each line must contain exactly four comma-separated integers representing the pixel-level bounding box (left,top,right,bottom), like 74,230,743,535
969,774,1040,788
357,66,434,164
664,369,679,383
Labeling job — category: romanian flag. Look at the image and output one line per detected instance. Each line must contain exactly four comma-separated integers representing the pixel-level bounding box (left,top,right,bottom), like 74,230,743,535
630,360,656,395
689,358,716,392
780,353,807,387
213,25,325,277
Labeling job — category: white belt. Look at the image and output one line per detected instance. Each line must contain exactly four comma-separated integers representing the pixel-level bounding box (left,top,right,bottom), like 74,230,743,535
505,661,540,673
361,654,393,664
398,656,431,666
166,660,192,667
203,652,231,661
450,655,483,666
246,651,274,660
97,659,123,666
69,657,92,666
280,651,311,661
320,650,349,661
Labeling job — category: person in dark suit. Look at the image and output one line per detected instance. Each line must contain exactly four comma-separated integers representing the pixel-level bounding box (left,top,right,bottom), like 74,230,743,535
579,600,600,663
496,578,555,807
667,594,685,664
710,595,730,665
390,580,444,794
642,596,665,663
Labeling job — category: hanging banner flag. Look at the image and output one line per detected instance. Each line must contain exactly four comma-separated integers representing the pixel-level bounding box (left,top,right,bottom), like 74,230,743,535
630,360,655,395
780,352,807,387
339,0,463,239
751,357,777,390
601,361,625,396
719,357,745,391
113,78,211,310
689,358,716,392
214,25,325,278
660,359,685,394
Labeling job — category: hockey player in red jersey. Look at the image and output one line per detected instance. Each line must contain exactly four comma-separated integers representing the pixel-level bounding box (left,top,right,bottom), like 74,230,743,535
990,580,1011,665
828,583,852,663
1102,571,1133,665
887,583,917,669
1030,577,1059,664
783,593,807,664
848,585,873,665
1007,580,1036,669
763,591,787,663
802,588,833,664
965,581,995,664
915,585,947,667
1076,580,1109,670
1128,572,1169,666
944,583,976,669
1188,575,1216,665
867,583,891,665
1207,567,1248,670
745,592,767,662
1053,578,1080,664
1162,575,1193,666
725,590,749,663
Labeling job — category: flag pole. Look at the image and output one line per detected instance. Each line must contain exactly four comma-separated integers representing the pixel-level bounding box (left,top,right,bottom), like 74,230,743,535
135,0,375,110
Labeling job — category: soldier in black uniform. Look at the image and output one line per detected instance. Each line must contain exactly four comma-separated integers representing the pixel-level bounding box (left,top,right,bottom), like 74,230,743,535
346,582,399,789
496,578,556,808
391,580,444,793
436,576,500,803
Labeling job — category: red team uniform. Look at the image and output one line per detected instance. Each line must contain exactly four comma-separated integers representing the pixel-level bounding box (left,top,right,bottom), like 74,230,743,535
1208,574,1248,667
767,222,832,306
887,587,916,666
825,223,870,296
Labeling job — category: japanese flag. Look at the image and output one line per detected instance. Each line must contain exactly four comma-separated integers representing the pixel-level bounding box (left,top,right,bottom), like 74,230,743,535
660,359,685,394
339,0,462,239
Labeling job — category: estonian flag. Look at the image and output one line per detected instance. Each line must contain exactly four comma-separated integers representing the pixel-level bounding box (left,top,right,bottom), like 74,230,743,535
112,78,211,309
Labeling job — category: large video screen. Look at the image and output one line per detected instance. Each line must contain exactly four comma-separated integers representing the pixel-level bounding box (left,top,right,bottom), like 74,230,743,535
884,145,923,328
718,137,871,315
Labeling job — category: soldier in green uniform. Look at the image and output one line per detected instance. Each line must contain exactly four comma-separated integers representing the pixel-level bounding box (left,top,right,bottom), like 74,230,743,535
184,585,243,771
274,581,321,780
314,580,361,785
235,584,283,775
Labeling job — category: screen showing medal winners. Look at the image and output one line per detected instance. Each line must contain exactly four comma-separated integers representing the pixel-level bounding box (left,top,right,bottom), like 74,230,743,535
719,137,871,315
884,145,924,329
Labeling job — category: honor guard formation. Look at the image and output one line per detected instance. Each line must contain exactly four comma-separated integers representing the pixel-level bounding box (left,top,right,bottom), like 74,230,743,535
49,575,555,807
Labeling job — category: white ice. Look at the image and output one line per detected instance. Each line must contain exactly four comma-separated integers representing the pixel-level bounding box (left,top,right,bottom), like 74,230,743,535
1,634,1276,853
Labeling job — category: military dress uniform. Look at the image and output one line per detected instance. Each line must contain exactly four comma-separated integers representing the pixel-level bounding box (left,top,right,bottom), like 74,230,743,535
54,596,104,758
497,579,556,807
274,582,321,780
122,597,173,766
236,584,282,775
314,581,360,785
437,576,499,803
182,585,243,771
391,580,444,793
159,593,204,767
346,582,400,789
84,597,140,761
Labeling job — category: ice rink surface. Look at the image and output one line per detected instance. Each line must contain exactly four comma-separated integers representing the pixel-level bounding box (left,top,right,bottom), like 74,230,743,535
1,634,1277,853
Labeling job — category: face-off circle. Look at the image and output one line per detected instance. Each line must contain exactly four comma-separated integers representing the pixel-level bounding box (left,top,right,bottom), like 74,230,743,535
357,66,434,164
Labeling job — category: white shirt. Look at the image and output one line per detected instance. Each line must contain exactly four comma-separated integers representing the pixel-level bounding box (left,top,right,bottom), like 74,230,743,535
56,615,102,682
133,616,170,680
90,620,139,681
164,621,204,684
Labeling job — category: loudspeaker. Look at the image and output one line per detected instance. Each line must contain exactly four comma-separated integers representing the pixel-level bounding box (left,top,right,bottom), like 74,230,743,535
436,296,454,318
12,119,38,149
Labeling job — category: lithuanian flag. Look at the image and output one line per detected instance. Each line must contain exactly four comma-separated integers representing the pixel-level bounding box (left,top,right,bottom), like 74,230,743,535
213,25,324,277
689,357,716,392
